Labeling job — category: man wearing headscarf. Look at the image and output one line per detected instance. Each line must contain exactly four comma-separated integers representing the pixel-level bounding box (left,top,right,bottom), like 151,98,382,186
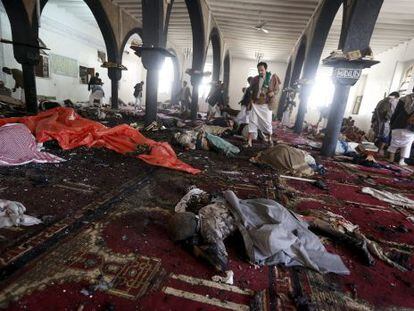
371,91,400,155
245,62,281,147
388,87,414,166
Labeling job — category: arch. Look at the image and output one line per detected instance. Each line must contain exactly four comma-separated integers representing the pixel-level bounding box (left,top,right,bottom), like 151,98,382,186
223,51,230,99
209,27,221,82
38,0,119,63
2,0,39,113
2,0,37,63
276,60,293,119
184,0,206,72
120,27,143,61
293,0,343,133
184,0,206,120
168,48,181,105
290,38,307,88
292,39,308,132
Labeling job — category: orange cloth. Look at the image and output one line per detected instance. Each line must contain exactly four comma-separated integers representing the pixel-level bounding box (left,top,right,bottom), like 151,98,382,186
0,107,200,174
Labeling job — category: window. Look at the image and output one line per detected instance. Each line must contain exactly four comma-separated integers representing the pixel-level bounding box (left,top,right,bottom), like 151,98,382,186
35,55,49,78
79,66,95,84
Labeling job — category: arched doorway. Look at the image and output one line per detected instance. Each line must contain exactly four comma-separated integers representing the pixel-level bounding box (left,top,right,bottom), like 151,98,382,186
0,1,24,103
168,49,181,107
184,0,206,120
37,0,119,107
119,33,145,106
164,0,193,111
276,60,292,119
209,28,221,82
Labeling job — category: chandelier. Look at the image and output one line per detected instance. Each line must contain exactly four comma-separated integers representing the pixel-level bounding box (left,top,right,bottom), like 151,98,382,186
183,47,192,60
255,52,264,63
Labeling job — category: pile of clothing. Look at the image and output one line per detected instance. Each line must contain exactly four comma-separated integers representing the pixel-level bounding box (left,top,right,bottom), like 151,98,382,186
250,144,317,177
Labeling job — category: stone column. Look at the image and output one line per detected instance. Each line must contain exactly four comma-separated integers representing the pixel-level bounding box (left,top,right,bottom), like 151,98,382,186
108,67,122,110
21,63,38,114
321,59,378,156
294,83,312,133
140,50,164,125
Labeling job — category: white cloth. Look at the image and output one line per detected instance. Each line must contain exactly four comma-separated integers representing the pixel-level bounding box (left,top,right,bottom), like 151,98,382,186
248,103,273,135
388,129,414,158
224,191,350,275
362,187,414,209
281,110,291,126
257,76,264,99
89,86,105,107
174,187,208,213
0,200,42,228
235,106,249,125
208,104,221,118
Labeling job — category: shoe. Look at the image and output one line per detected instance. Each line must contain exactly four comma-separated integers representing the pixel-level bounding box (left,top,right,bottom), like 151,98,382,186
399,159,408,166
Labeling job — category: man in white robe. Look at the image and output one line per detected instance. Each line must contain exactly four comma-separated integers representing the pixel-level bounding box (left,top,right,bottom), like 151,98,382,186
245,62,281,147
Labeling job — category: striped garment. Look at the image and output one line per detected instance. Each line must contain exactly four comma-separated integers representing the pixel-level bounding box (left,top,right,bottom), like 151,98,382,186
0,123,64,166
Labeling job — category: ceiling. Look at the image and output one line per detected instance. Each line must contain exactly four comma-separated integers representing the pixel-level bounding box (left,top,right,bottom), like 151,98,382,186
322,0,414,59
48,0,414,64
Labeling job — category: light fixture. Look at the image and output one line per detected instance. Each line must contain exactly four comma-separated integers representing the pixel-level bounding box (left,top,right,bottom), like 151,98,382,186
255,52,264,63
183,47,192,60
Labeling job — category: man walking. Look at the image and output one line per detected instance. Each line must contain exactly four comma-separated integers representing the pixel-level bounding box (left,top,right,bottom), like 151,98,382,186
245,62,281,147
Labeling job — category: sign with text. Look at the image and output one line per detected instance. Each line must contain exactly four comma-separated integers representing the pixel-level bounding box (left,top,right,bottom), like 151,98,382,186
334,68,362,80
50,54,78,78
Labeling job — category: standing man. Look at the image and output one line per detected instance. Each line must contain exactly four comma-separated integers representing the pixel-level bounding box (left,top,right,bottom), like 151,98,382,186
179,81,192,113
2,67,24,101
388,88,414,166
134,81,144,110
245,62,281,147
371,91,400,155
88,73,104,107
88,72,100,91
206,81,225,120
236,77,253,125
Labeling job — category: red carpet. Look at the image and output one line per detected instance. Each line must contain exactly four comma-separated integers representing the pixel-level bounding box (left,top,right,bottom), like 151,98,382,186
0,125,413,310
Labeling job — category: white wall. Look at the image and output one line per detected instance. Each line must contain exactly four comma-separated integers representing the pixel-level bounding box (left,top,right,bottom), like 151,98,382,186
0,2,145,104
228,57,288,110
0,6,23,98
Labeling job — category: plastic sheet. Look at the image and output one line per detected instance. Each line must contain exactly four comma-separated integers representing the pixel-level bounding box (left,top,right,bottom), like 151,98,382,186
0,107,200,174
